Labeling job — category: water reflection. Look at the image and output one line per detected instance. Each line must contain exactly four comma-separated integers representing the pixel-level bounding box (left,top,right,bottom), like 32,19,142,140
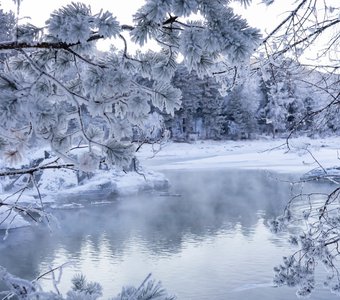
0,169,337,299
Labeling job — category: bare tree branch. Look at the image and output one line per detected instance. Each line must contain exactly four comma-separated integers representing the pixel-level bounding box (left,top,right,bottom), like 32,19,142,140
0,163,75,177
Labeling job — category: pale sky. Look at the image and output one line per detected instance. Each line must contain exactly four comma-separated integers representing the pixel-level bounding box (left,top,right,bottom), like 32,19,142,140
2,0,298,32
2,0,338,62
4,0,145,25
2,0,296,51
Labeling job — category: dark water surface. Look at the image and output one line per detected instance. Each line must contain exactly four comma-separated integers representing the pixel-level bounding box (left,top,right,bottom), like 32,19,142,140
0,169,338,299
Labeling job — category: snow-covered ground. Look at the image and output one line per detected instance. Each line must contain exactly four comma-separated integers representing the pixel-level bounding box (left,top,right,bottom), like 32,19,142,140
137,136,340,175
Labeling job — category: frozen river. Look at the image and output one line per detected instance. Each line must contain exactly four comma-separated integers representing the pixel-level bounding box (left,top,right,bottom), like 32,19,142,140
0,169,338,299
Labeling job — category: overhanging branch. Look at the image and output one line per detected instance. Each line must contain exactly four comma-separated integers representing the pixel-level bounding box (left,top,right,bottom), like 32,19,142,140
262,0,309,44
276,19,340,56
0,23,136,52
0,164,75,177
0,34,104,51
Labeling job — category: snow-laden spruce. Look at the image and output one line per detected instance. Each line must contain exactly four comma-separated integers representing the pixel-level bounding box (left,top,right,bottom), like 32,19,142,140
0,0,260,227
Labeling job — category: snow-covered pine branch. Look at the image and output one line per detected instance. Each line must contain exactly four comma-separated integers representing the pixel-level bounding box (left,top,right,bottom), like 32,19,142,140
0,0,260,184
0,0,263,247
0,266,175,300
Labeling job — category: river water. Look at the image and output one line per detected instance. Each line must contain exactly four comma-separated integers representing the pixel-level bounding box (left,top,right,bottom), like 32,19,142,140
0,169,338,299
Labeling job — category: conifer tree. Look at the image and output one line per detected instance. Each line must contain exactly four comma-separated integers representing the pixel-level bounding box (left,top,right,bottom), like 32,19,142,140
170,64,226,140
0,0,260,225
223,84,257,139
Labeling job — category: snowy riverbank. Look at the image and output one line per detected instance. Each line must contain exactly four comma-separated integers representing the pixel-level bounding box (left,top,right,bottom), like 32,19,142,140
137,136,340,175
2,136,340,229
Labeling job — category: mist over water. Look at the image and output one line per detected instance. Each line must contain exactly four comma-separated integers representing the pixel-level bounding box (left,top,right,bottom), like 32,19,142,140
0,169,337,299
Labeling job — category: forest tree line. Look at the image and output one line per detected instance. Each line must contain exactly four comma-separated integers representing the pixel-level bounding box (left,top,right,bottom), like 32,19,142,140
167,58,339,141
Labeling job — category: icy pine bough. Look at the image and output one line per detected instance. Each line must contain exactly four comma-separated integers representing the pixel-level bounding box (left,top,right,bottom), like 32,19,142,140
0,0,260,227
0,266,175,300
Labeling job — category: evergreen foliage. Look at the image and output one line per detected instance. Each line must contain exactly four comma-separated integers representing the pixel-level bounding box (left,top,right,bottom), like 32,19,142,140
0,0,261,231
0,0,260,174
169,64,226,140
0,267,174,300
223,83,258,139
167,57,333,142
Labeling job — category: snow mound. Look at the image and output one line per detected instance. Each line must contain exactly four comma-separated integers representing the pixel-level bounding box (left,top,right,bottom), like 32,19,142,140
301,167,340,184
1,163,169,230
39,169,169,208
